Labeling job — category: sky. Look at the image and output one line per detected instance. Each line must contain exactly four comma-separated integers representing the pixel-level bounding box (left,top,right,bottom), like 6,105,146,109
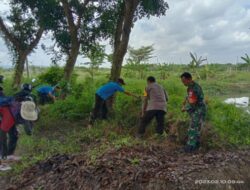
0,0,250,68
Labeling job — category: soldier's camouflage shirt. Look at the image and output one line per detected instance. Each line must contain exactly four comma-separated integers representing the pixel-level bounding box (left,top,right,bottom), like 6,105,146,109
186,81,205,109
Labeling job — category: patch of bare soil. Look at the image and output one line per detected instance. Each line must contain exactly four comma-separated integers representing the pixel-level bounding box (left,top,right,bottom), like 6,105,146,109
0,175,9,190
5,146,250,190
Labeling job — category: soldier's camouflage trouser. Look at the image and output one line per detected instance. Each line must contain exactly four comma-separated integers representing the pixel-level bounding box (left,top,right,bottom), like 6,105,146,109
187,105,206,147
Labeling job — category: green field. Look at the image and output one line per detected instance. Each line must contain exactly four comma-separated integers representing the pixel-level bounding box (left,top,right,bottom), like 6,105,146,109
1,64,250,188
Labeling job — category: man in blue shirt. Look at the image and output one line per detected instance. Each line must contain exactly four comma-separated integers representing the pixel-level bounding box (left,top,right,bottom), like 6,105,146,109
37,85,61,105
90,78,135,124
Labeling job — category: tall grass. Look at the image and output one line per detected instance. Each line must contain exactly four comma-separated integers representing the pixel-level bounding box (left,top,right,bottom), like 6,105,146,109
43,75,250,146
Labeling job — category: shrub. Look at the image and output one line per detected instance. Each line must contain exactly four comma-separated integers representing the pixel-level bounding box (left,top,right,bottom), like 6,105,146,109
38,66,64,86
46,78,97,120
2,78,15,95
48,92,93,120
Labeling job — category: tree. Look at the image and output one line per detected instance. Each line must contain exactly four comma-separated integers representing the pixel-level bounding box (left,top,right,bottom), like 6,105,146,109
102,0,168,81
124,45,154,79
189,52,207,68
124,62,149,79
0,1,44,88
83,45,106,80
241,53,250,65
240,53,250,71
60,0,95,81
127,45,154,64
15,0,168,84
14,0,105,83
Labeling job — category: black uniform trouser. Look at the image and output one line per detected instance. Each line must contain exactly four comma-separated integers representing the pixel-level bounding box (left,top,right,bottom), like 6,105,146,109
38,93,52,105
138,110,166,135
0,125,18,159
91,94,108,123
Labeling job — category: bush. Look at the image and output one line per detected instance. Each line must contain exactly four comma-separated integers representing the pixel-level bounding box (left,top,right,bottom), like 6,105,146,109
46,78,97,120
38,66,64,86
37,66,79,98
47,94,93,120
115,96,142,127
2,78,15,95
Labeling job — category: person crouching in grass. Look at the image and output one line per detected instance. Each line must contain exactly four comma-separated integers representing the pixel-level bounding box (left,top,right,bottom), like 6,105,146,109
36,85,61,105
89,78,137,125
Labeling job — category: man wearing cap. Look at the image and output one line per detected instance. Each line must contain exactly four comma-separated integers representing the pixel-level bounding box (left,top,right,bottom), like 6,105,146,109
36,85,61,105
137,76,168,138
180,72,206,153
90,78,136,124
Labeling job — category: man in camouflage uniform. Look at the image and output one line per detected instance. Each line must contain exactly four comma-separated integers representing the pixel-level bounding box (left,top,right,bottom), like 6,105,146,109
180,72,206,153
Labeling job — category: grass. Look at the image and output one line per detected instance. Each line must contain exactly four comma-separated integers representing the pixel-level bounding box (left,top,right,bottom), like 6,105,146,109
9,118,141,173
208,100,250,146
0,64,249,175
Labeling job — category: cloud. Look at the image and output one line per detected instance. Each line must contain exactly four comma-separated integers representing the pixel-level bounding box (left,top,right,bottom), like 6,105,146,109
0,0,250,67
129,0,250,63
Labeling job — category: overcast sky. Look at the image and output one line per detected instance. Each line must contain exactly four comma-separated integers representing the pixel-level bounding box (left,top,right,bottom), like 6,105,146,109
0,0,250,67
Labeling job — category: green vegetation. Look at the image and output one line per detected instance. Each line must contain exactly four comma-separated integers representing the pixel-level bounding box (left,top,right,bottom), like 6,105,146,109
83,45,107,81
0,63,249,175
124,45,155,79
3,0,168,84
0,2,44,88
38,66,64,86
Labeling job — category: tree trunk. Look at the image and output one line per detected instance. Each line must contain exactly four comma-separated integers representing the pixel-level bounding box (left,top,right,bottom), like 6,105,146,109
107,0,139,109
0,17,44,88
26,59,30,78
13,52,27,88
110,0,139,81
61,0,82,82
63,41,80,81
111,48,127,81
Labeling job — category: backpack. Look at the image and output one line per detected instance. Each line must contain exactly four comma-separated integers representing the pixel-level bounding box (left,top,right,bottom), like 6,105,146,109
0,97,13,107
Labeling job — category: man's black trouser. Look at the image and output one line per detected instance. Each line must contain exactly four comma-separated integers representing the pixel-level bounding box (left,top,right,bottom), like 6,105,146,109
38,93,52,105
138,110,166,135
91,94,108,123
0,125,18,159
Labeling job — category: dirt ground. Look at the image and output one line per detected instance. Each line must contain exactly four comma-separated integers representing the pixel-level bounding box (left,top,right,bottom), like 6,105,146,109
2,145,249,190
